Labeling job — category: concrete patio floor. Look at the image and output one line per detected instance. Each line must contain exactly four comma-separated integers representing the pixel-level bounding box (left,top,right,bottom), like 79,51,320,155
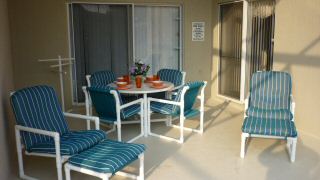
16,100,320,180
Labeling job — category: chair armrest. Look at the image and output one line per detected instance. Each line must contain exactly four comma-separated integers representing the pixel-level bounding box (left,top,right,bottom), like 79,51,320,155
63,112,100,130
148,97,181,106
15,125,61,161
244,95,249,118
120,98,143,109
15,125,59,138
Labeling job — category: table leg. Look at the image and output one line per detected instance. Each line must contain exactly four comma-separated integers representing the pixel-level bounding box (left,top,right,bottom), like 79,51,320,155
143,94,148,137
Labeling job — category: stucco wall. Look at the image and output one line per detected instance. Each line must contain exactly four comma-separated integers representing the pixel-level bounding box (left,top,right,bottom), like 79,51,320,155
273,0,320,139
0,0,15,178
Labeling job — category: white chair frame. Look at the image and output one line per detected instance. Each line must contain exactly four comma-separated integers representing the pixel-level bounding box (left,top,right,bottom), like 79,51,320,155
240,95,297,162
83,87,144,143
147,82,207,144
15,112,100,180
64,153,144,180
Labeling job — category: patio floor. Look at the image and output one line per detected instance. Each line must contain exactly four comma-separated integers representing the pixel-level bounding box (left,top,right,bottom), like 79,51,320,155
17,100,320,180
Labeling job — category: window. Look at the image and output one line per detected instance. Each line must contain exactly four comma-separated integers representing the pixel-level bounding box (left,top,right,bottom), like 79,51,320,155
218,0,275,101
69,4,182,103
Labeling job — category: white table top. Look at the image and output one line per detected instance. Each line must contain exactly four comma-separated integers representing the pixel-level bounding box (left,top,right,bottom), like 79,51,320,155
109,81,174,94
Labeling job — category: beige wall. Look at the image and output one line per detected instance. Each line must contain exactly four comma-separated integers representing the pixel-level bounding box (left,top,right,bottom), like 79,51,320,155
273,0,320,138
9,0,215,111
0,0,15,178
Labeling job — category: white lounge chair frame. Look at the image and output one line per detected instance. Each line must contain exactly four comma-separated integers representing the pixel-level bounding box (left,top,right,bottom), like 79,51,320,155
83,87,144,143
15,112,100,180
64,153,144,180
240,95,297,162
147,82,207,144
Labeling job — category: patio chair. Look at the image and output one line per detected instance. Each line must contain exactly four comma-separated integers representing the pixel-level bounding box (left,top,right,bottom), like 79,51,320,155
240,71,298,162
10,85,105,180
86,70,116,87
85,70,138,129
85,85,144,142
155,68,186,99
148,81,207,143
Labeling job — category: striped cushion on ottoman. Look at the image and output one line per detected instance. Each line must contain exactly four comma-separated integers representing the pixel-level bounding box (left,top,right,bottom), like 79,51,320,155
68,139,145,174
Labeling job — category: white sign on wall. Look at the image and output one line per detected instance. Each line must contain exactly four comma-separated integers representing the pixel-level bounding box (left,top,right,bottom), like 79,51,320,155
192,22,205,41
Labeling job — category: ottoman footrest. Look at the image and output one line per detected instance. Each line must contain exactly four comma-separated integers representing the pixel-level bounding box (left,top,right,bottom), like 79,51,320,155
64,139,145,180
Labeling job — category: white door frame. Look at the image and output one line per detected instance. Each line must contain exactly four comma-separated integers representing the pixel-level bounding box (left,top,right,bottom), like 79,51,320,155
217,0,247,103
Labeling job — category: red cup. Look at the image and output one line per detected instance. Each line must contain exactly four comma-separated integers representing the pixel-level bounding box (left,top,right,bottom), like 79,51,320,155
153,75,160,81
135,76,142,88
123,75,130,84
146,76,154,82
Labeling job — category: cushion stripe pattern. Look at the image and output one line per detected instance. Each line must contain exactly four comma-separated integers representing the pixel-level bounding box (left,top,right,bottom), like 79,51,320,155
242,117,297,137
68,139,145,174
11,85,69,150
157,69,183,87
90,71,116,86
246,107,293,121
28,130,106,155
150,81,204,117
249,71,292,110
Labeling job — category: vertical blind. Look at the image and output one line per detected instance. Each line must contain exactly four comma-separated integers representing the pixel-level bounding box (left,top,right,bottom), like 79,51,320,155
246,0,275,77
71,4,131,102
219,2,243,99
134,6,180,74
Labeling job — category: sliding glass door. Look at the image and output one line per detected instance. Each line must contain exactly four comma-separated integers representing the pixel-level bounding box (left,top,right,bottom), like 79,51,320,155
69,4,182,103
134,6,181,74
218,0,275,101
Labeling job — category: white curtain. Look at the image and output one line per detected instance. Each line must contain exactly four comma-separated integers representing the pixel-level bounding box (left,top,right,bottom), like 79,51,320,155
134,6,180,74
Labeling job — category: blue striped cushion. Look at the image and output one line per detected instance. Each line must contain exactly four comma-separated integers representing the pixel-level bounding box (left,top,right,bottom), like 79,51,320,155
150,102,174,115
150,81,205,116
158,69,183,87
122,104,140,119
250,71,292,110
28,130,106,155
150,102,200,118
242,117,297,137
246,107,293,121
11,85,69,150
68,139,145,174
90,71,116,86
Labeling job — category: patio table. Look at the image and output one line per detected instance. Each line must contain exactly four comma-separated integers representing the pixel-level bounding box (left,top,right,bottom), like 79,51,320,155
109,81,174,137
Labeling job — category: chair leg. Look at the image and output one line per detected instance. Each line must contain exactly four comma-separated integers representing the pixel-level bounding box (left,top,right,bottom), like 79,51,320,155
179,116,184,143
287,137,297,162
137,154,144,180
240,133,249,158
200,111,204,134
15,129,27,179
65,164,71,180
117,122,122,142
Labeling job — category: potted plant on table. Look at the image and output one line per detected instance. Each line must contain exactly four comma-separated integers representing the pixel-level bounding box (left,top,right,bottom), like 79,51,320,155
130,60,150,88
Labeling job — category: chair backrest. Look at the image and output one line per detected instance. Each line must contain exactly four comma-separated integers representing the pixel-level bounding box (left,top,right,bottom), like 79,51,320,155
89,70,116,87
10,85,69,149
157,69,185,87
173,81,205,114
249,71,292,110
87,86,123,121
